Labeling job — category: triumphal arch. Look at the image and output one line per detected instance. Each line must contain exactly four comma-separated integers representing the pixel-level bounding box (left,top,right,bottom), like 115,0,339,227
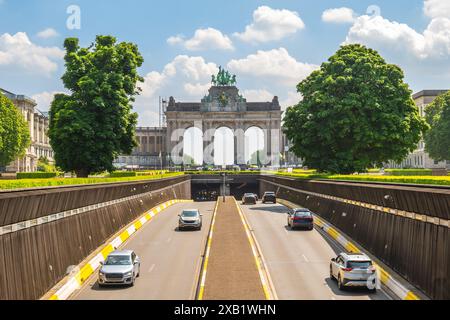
165,67,283,166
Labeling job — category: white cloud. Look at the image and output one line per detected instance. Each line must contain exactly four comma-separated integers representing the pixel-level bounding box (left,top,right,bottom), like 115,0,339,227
167,28,234,51
227,48,318,87
31,91,65,111
136,55,218,126
424,0,450,18
242,89,274,102
140,55,217,99
184,83,211,96
322,7,356,24
280,91,302,109
167,35,184,46
234,6,305,44
0,32,64,76
345,15,450,60
37,28,59,39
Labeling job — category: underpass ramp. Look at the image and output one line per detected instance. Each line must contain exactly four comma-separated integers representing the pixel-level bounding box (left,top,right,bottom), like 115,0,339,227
202,197,266,300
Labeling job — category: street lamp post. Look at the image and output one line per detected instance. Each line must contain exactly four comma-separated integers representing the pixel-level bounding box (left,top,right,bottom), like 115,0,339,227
221,172,226,202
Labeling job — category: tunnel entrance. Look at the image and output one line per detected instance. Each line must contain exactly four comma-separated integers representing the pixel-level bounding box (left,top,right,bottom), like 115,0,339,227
190,175,260,202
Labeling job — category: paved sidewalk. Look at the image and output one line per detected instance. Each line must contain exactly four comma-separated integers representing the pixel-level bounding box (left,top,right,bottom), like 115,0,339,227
202,197,265,300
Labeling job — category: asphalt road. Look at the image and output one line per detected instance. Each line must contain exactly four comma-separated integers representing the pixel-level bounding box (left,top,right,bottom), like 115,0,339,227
240,202,392,300
73,201,216,300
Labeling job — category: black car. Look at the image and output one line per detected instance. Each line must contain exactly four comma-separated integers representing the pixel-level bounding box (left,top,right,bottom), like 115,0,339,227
262,191,276,204
242,193,257,205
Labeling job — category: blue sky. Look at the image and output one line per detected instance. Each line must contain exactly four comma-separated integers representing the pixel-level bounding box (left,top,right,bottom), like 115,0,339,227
1,0,449,132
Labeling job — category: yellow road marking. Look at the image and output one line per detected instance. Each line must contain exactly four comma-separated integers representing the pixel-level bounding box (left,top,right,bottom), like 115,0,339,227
197,199,219,300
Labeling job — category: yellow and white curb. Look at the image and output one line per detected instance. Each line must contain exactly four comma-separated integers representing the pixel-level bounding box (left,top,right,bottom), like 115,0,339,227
197,199,219,300
234,198,277,300
278,198,420,301
48,199,192,300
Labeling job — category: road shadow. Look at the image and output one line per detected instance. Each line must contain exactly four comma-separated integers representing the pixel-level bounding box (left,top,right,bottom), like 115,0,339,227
90,281,132,292
324,277,380,299
283,225,313,232
173,227,201,232
249,205,287,214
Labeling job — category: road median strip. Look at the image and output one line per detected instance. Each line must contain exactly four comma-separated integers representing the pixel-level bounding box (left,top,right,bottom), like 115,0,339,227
198,197,267,300
46,199,193,300
233,197,277,300
278,198,422,301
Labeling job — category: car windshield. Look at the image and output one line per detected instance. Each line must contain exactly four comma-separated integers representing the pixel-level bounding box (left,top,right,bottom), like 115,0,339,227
347,261,372,269
294,210,311,217
244,194,254,197
182,210,198,217
105,255,132,265
265,192,275,195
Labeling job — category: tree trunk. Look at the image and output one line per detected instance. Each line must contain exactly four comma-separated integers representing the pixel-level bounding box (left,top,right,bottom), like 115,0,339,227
75,168,89,178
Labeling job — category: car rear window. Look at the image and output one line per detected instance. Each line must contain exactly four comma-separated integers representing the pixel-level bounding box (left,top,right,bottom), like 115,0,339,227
294,211,312,217
347,261,372,269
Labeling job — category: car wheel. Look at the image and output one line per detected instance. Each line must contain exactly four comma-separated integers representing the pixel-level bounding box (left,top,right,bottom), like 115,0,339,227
130,274,135,287
309,226,314,231
329,265,334,280
98,282,105,288
369,287,377,294
137,265,140,278
338,275,344,291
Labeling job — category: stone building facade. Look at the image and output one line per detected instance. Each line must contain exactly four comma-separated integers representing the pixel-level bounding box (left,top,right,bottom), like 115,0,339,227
0,88,54,172
115,78,284,169
113,127,167,169
165,84,283,167
386,90,450,169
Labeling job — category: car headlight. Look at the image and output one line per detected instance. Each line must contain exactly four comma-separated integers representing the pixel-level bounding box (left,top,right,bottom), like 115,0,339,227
124,271,133,277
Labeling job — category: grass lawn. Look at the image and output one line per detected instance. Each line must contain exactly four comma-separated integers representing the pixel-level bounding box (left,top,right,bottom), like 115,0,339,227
0,172,184,190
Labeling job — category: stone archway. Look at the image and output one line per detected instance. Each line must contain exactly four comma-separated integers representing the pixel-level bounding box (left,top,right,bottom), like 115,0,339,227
165,69,283,167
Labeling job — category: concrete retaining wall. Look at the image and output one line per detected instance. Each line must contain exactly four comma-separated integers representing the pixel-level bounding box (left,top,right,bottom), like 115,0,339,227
0,176,191,300
260,176,449,300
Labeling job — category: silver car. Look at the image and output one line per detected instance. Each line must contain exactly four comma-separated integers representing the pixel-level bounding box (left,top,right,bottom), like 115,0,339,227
98,250,140,287
178,209,202,230
330,252,377,292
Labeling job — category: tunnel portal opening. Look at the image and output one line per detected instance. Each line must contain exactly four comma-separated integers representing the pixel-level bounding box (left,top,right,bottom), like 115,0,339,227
190,175,260,202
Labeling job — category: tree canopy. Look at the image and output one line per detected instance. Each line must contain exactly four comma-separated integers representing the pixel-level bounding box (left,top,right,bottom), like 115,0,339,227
0,93,30,169
424,91,450,162
48,35,143,177
283,44,428,174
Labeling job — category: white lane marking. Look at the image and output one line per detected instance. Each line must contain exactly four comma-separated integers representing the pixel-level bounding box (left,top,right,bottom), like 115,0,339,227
302,254,309,263
148,264,155,273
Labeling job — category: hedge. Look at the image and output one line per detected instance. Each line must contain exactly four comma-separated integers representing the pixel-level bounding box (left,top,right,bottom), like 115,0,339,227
385,169,433,176
17,172,58,179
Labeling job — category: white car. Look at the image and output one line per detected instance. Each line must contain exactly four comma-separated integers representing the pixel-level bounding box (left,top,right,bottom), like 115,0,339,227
98,250,140,287
330,252,377,292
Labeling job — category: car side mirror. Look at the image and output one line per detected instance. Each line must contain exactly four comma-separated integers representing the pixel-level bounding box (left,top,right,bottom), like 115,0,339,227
331,258,336,262
99,261,104,265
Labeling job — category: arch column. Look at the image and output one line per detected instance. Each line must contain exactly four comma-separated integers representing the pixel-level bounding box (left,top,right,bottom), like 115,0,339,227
234,122,245,165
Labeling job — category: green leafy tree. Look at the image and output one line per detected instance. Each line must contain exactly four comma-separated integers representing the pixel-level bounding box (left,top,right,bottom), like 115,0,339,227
424,91,450,162
183,154,198,166
248,150,266,167
283,44,428,174
0,93,30,169
49,35,143,177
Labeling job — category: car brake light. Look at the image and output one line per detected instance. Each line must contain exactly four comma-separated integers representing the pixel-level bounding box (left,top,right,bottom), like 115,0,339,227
342,268,353,272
